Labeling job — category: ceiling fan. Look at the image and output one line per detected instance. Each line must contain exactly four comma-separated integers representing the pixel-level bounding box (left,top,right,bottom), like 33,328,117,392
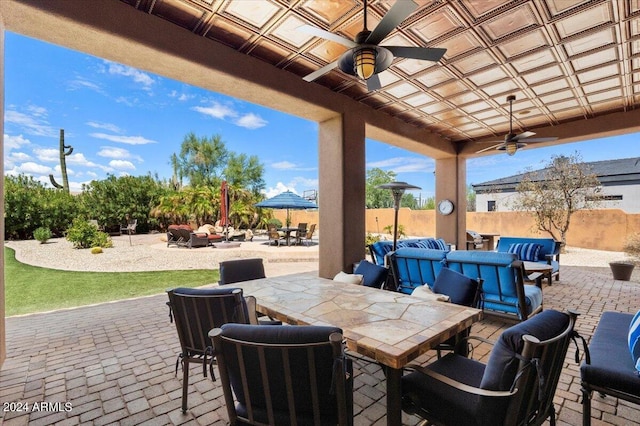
299,0,446,91
476,95,558,156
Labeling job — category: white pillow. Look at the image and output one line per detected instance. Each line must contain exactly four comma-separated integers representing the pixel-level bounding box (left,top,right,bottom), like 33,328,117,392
411,285,450,302
333,271,364,285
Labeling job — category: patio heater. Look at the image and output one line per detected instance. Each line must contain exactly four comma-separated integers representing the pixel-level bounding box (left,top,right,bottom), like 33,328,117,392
377,181,421,251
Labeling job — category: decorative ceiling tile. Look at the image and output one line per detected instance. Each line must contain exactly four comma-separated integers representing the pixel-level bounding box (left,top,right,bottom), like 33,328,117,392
577,63,619,84
510,49,556,73
570,47,618,72
432,80,469,98
224,0,281,29
562,27,616,57
547,98,581,111
416,67,454,87
340,13,380,40
554,3,612,40
522,64,564,85
632,39,640,56
302,0,359,26
438,31,483,59
474,108,501,120
481,4,538,42
497,29,548,58
386,82,420,98
481,79,520,97
460,0,514,18
581,77,622,94
531,78,570,95
451,50,497,74
309,40,348,62
587,88,623,103
419,102,451,114
206,16,254,49
403,93,436,107
552,107,586,120
545,0,592,17
272,15,314,48
589,99,624,113
460,101,493,114
467,67,509,86
378,70,402,86
411,6,463,42
446,90,482,106
250,40,291,66
154,0,206,29
539,89,575,104
395,58,435,75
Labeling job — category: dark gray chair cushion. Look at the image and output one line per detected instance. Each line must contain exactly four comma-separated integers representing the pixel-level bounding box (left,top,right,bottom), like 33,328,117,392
219,258,265,285
432,267,479,307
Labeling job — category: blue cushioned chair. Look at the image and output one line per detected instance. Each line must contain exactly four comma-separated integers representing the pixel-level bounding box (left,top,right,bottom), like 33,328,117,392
210,324,353,425
354,260,389,289
402,310,579,426
388,247,448,294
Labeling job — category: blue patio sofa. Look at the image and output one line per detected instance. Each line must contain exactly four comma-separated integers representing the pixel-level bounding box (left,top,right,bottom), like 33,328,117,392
496,236,561,285
369,238,449,266
388,249,543,321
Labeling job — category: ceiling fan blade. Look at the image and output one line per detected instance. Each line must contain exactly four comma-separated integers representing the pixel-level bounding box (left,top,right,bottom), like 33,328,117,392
365,0,418,45
303,61,339,82
516,137,558,143
366,74,382,91
386,46,446,62
297,24,356,48
476,143,504,154
515,131,536,139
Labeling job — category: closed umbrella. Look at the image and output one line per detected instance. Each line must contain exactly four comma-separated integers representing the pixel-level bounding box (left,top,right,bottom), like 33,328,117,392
220,181,230,240
255,191,317,227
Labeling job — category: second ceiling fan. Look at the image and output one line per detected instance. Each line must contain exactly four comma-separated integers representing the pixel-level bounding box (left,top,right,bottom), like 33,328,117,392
476,95,558,156
300,0,446,91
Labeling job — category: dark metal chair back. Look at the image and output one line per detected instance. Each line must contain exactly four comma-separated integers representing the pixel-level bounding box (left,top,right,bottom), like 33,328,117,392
219,258,266,285
211,324,353,426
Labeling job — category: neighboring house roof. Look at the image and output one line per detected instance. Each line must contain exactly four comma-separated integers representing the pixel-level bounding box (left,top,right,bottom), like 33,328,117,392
472,157,640,193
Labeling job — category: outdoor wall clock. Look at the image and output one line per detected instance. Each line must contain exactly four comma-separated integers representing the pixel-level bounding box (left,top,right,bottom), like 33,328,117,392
437,199,454,215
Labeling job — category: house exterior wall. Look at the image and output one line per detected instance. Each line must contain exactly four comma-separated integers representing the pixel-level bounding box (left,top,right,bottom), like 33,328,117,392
476,183,640,213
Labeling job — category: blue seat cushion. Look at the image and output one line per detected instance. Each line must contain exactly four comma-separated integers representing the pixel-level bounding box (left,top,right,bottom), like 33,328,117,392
354,260,389,288
629,310,640,372
582,311,640,397
482,284,543,319
480,310,568,391
432,267,478,307
507,243,542,262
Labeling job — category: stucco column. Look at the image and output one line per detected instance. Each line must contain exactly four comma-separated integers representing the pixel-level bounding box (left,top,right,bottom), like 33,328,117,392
0,22,6,368
318,113,366,278
435,157,466,249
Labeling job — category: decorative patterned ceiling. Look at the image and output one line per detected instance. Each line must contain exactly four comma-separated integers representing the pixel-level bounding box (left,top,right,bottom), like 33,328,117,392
121,0,639,146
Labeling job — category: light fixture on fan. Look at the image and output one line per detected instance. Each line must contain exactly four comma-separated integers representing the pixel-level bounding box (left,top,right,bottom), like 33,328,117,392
353,46,377,80
505,143,518,156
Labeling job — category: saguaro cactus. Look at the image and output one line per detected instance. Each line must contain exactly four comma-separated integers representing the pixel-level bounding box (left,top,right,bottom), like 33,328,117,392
49,129,73,192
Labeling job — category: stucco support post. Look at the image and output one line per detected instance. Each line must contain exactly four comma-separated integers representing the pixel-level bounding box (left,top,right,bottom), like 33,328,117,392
318,113,366,278
0,22,6,368
435,156,467,250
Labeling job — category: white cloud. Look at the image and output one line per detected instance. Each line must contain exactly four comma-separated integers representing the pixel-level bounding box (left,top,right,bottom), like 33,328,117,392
105,61,154,89
86,121,122,133
367,156,434,173
8,152,31,162
289,176,318,189
18,161,53,174
90,132,157,145
193,102,236,120
235,113,267,129
272,161,296,170
109,159,136,171
169,90,194,102
33,148,60,162
263,182,296,198
97,146,143,162
192,101,267,129
5,109,56,137
68,77,105,95
4,134,31,150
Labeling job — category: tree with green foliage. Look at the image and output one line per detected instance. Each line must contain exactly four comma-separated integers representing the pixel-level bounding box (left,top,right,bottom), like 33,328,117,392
366,168,396,208
512,152,601,246
175,132,228,187
80,174,166,233
467,185,476,212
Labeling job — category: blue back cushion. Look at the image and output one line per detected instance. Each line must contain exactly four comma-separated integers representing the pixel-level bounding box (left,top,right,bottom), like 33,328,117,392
507,243,542,261
480,310,569,390
354,260,389,288
628,310,640,372
432,267,478,307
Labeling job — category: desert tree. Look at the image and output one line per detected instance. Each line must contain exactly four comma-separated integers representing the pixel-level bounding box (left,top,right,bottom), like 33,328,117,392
512,152,601,247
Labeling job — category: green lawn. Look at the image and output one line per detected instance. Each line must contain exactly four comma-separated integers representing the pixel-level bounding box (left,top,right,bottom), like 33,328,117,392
4,247,218,316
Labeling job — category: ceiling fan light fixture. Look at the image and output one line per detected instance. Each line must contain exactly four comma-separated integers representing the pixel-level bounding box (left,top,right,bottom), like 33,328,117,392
353,46,377,80
505,142,518,156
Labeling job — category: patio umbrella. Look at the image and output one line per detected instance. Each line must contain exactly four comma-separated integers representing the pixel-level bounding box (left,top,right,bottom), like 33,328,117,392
220,181,230,240
255,191,317,227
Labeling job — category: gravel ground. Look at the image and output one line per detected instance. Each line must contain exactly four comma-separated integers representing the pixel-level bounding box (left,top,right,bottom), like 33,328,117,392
5,233,638,279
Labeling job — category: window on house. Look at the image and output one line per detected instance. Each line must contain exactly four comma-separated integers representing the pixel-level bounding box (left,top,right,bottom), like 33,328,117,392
488,200,496,211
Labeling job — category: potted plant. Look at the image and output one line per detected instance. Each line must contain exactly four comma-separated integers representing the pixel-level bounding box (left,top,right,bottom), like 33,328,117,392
609,233,640,281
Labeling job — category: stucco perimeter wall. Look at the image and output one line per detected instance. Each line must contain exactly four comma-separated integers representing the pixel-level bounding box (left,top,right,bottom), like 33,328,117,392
274,208,639,252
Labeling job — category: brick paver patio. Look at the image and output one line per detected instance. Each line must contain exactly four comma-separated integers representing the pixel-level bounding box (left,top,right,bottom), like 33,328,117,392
1,265,639,425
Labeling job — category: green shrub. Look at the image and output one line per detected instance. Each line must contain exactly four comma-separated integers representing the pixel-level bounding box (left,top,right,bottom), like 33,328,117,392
91,247,103,254
267,218,283,228
33,227,52,244
66,218,113,249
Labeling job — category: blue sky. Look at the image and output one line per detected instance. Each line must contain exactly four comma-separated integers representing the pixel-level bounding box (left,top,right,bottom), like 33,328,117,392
4,33,640,200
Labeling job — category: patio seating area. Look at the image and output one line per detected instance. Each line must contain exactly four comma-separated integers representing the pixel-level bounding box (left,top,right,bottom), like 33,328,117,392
1,263,639,425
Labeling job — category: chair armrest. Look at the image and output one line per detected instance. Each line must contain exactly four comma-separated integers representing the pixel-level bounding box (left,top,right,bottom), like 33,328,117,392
404,363,516,397
245,295,260,325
